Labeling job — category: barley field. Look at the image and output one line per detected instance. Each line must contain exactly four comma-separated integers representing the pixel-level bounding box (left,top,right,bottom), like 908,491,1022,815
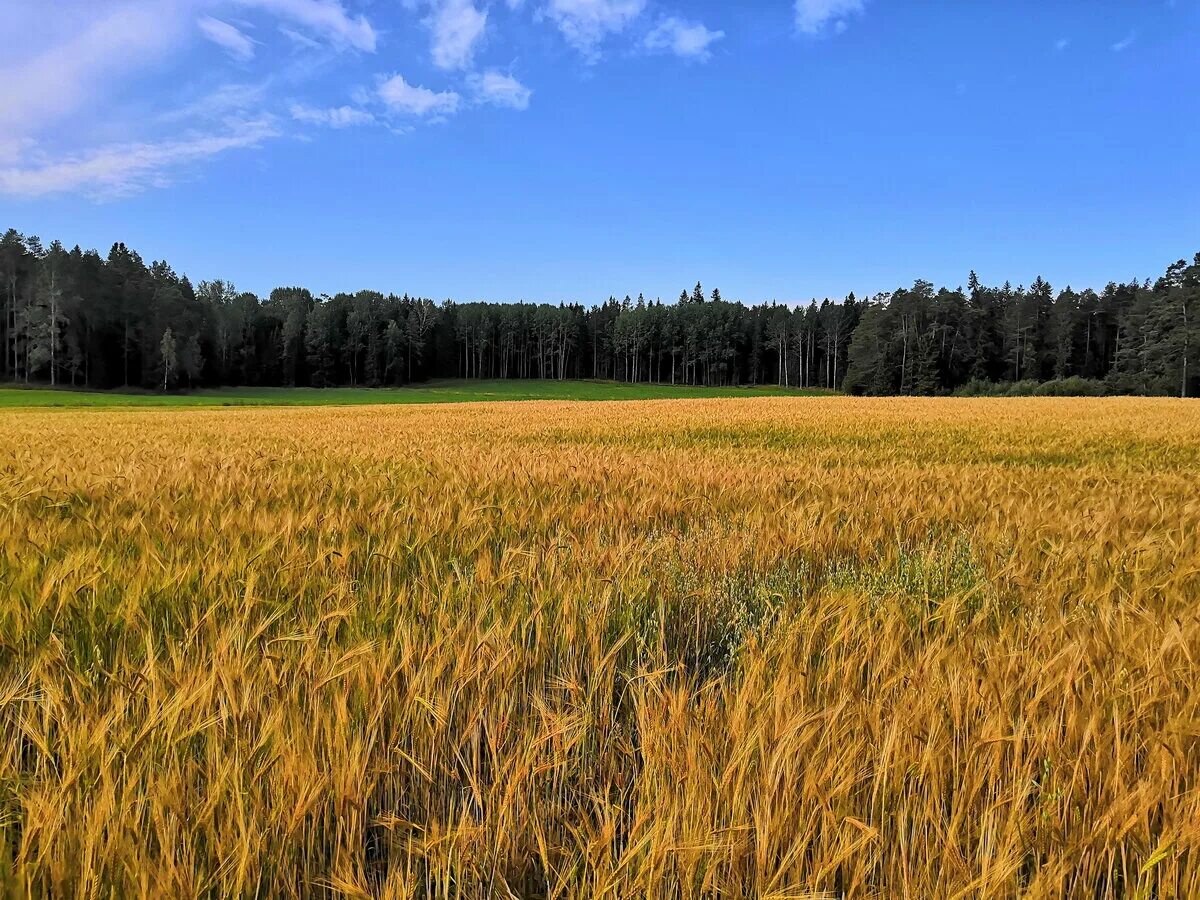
1,397,1198,898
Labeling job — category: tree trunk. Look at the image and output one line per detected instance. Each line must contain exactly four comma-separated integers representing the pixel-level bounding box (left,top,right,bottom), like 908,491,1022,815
833,327,840,389
49,274,57,387
1182,300,1189,399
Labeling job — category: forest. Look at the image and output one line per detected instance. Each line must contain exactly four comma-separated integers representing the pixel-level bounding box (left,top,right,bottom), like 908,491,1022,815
2,228,1196,397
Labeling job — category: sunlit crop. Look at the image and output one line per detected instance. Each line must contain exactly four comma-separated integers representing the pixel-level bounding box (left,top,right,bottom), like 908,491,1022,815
1,397,1198,898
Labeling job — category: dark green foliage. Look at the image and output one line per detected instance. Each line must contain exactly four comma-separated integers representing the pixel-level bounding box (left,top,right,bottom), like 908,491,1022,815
0,227,1196,396
841,257,1199,397
954,377,1110,397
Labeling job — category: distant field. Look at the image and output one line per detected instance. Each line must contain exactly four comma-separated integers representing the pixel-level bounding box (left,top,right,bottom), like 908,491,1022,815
2,398,1198,896
0,380,828,408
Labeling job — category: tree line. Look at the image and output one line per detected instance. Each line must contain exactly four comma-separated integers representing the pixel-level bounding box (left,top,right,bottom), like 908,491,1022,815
2,228,1196,396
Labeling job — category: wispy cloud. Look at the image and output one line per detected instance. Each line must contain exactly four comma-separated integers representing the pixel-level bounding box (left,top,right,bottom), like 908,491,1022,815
0,3,191,139
426,0,489,70
233,0,377,51
542,0,647,60
1111,31,1136,52
1054,37,1070,51
470,71,532,110
198,16,257,61
0,0,385,198
159,82,272,124
290,103,375,127
279,25,322,49
794,0,865,36
378,74,461,118
0,118,280,199
1,0,720,199
0,0,379,142
0,138,34,168
644,16,724,61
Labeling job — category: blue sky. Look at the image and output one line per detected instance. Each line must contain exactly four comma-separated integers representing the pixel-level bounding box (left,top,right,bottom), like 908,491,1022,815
1,1,1197,304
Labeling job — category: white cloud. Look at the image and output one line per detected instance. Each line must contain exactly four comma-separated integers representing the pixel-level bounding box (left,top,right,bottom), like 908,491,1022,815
1111,31,1136,52
160,82,271,123
0,3,191,139
0,138,33,167
644,16,724,60
427,0,489,70
378,74,461,118
543,0,647,59
290,103,375,127
470,71,533,110
0,0,379,142
1054,37,1070,51
0,0,384,198
233,0,377,51
279,25,322,49
0,118,280,198
198,16,257,61
794,0,864,36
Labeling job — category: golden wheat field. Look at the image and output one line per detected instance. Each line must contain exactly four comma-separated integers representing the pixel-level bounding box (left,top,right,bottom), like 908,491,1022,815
1,397,1199,898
